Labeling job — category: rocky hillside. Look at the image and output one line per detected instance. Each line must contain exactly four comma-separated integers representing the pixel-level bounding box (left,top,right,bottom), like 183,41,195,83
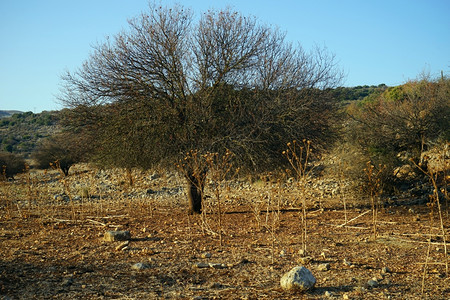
0,110,61,157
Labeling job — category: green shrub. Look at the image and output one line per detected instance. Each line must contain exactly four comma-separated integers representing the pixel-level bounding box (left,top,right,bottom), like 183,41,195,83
346,76,449,187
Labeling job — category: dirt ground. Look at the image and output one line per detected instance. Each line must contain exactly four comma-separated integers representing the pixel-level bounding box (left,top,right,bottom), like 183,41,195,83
0,166,449,299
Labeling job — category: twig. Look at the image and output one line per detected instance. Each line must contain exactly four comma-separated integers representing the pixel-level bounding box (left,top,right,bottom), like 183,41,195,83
376,221,398,224
390,237,448,246
87,219,107,226
337,210,370,227
52,218,79,223
85,215,128,219
325,223,370,230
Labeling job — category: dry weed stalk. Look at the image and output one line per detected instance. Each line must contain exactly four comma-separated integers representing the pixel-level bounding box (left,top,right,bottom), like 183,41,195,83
179,149,237,247
251,198,263,231
0,165,14,218
337,161,348,225
412,157,449,293
51,160,76,221
283,139,313,254
204,149,236,247
363,161,384,239
265,173,284,264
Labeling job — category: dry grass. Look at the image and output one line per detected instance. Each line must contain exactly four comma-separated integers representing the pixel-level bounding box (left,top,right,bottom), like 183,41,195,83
0,164,449,299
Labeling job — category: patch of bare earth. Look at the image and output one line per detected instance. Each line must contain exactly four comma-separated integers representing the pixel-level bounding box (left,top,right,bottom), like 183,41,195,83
0,167,448,299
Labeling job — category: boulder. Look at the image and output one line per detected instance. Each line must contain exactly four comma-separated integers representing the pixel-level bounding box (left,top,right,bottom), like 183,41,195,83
280,266,316,291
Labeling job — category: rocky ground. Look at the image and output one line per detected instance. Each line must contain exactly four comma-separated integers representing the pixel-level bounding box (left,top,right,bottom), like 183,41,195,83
0,165,449,299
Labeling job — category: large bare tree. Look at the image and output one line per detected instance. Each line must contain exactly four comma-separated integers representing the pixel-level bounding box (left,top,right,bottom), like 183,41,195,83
60,4,343,213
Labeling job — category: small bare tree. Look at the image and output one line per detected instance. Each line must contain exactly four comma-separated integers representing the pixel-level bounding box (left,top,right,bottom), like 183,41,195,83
33,132,89,176
60,3,343,213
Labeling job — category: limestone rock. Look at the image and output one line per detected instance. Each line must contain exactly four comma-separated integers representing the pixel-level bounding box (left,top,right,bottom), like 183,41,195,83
104,230,131,241
195,262,210,268
132,262,150,270
367,278,379,288
280,266,316,291
317,263,330,271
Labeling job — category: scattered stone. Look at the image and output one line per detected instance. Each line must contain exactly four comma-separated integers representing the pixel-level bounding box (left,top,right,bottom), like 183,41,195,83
104,230,131,242
298,249,306,256
381,267,391,274
280,266,316,292
367,279,379,288
393,164,416,179
61,277,74,287
317,263,330,271
354,286,366,293
342,293,350,299
209,282,225,289
324,290,333,297
149,173,160,180
297,256,313,264
115,241,130,251
201,252,212,259
209,263,227,269
280,249,287,257
194,262,227,269
195,262,210,268
132,262,150,270
343,258,352,267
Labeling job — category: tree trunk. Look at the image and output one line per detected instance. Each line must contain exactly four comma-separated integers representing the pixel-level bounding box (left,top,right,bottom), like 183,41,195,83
186,171,206,215
61,166,70,177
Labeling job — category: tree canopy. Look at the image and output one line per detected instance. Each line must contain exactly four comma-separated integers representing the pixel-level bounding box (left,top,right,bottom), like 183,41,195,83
60,4,343,173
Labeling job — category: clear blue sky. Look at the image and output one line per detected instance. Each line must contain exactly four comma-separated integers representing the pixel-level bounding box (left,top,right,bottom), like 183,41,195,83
1,0,449,112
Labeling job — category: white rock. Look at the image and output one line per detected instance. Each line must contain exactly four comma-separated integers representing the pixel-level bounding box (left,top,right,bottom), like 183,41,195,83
367,279,378,288
317,263,330,271
132,262,150,270
324,290,333,297
280,266,316,291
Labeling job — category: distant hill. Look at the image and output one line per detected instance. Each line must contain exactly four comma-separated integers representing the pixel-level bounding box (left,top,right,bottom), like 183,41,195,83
0,110,23,118
0,110,61,157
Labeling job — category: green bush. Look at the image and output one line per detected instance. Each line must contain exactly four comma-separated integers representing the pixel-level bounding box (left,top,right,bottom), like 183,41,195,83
344,76,450,194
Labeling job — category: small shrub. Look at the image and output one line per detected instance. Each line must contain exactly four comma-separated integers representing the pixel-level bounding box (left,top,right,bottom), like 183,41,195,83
32,133,86,176
0,151,26,179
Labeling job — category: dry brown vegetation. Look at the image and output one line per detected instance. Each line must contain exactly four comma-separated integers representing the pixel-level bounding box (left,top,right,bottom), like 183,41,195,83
1,162,448,299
